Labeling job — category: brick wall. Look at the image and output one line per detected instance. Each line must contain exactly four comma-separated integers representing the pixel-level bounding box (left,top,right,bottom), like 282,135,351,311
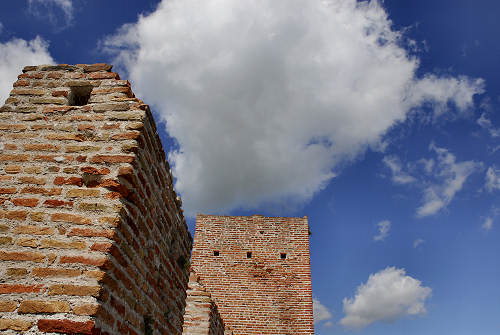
182,271,231,335
191,214,314,335
0,64,192,334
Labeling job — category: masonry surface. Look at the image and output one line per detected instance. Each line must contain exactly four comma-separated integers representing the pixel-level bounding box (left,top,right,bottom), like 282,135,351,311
191,214,314,335
0,64,192,334
0,64,314,335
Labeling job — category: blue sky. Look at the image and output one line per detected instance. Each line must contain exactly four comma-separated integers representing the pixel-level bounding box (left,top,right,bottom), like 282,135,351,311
1,1,499,334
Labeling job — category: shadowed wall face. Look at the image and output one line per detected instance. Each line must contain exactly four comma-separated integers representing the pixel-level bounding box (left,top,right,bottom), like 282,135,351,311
0,64,191,335
191,214,314,335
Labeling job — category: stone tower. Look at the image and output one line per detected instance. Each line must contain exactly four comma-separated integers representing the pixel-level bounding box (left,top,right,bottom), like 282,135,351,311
0,64,192,334
190,214,314,335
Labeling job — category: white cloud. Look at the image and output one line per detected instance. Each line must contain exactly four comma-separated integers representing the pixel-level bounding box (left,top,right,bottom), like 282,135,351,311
485,166,500,192
340,266,432,329
0,22,3,34
481,217,493,231
416,144,480,217
313,298,333,325
104,0,484,216
28,0,74,28
384,145,480,218
374,220,391,241
0,37,55,104
477,113,500,137
413,238,425,248
383,156,416,184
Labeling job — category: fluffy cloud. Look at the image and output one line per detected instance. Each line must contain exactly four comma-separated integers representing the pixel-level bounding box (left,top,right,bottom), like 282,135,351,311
340,267,432,329
0,36,55,104
313,298,333,325
28,0,74,28
481,217,493,231
104,0,484,216
485,166,500,192
416,144,480,217
374,220,391,241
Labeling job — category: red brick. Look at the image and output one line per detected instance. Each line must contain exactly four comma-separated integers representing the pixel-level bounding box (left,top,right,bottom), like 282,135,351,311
88,72,119,79
0,318,33,331
37,319,95,334
52,90,68,97
23,143,60,151
59,255,107,267
0,154,29,162
32,268,82,278
0,187,17,194
48,284,101,297
68,227,114,239
19,300,70,314
46,133,85,142
0,124,27,131
53,176,83,186
43,199,73,208
83,63,112,72
15,225,55,235
21,187,62,195
0,251,45,262
51,212,91,225
5,165,22,174
0,284,43,294
89,155,134,164
111,131,140,140
5,210,28,220
90,242,113,252
12,198,39,207
81,166,110,175
18,176,46,184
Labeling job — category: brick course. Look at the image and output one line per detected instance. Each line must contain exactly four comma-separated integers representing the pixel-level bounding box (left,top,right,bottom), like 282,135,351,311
0,64,192,334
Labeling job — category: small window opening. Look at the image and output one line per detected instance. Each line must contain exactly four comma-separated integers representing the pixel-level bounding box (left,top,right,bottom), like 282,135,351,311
280,253,287,259
68,86,92,106
247,252,252,258
213,251,219,256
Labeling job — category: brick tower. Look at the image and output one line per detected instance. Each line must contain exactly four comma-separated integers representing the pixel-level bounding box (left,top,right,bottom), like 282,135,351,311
191,214,314,335
0,64,192,334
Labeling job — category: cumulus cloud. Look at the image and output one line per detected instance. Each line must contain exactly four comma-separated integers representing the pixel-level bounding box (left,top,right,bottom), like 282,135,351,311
383,156,416,184
104,0,484,215
340,266,432,329
413,238,425,248
374,220,391,241
313,298,333,325
485,166,500,192
0,36,55,104
481,217,493,231
28,0,74,28
417,144,480,217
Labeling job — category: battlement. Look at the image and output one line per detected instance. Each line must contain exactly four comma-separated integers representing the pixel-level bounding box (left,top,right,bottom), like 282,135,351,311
191,214,314,334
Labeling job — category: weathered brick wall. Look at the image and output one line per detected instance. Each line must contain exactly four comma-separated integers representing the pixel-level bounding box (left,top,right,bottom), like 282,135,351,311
0,64,192,334
191,215,314,335
182,271,230,335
